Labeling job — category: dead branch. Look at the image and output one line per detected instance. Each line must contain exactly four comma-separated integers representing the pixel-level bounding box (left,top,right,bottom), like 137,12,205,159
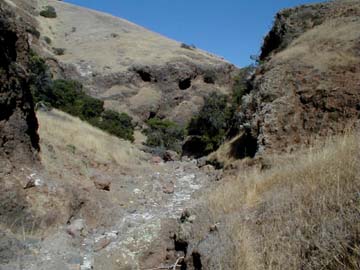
143,256,185,270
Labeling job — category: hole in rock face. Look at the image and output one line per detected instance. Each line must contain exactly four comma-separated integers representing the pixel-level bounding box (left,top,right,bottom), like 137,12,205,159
137,70,152,82
182,136,208,159
192,252,202,270
179,78,191,90
203,76,215,84
230,131,258,159
173,235,188,270
148,111,157,120
174,239,188,256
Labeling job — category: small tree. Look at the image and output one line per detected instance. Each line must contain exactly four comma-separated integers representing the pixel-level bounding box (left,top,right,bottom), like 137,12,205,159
187,92,232,155
145,118,185,153
232,66,254,106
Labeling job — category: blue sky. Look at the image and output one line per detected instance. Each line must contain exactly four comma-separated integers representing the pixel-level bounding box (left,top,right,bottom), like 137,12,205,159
64,0,320,67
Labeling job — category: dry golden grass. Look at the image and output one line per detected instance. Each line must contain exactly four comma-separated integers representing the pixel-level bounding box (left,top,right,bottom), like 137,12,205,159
209,133,360,269
37,109,148,169
34,0,228,74
275,17,360,71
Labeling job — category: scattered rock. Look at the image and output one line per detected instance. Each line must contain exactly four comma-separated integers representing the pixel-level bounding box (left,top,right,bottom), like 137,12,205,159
163,150,179,162
209,223,219,232
151,156,163,164
68,264,81,270
163,181,175,194
23,178,36,189
200,164,215,174
196,157,208,168
181,156,191,162
94,236,111,252
23,173,43,189
66,219,85,238
180,209,191,222
93,178,111,191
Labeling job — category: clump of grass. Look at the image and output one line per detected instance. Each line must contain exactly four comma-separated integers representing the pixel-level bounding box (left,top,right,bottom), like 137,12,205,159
52,47,65,56
26,26,40,39
43,36,52,45
208,133,360,269
181,43,196,50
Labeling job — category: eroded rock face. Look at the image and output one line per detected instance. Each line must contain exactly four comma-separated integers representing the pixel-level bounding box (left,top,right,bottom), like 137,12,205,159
0,3,39,165
236,0,360,155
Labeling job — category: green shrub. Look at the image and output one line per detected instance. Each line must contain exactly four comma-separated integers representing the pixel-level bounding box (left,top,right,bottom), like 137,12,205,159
187,92,232,155
28,52,134,141
203,70,217,84
145,118,185,153
49,80,104,120
40,6,57,18
43,36,52,44
29,51,53,104
232,66,254,106
92,110,134,142
224,66,256,138
181,43,196,50
26,27,40,39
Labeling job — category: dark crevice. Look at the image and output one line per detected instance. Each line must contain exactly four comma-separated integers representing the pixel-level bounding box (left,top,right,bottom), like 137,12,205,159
148,111,157,120
179,78,191,90
174,238,188,256
180,261,187,270
230,130,258,159
203,76,215,84
182,136,208,159
173,234,189,270
192,252,202,270
136,70,152,82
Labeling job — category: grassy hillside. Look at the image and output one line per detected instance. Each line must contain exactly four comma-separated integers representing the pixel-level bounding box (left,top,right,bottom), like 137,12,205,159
208,132,360,269
38,109,147,169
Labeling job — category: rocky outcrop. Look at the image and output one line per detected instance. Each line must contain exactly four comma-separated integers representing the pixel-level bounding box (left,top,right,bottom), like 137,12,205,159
235,0,360,155
0,2,39,166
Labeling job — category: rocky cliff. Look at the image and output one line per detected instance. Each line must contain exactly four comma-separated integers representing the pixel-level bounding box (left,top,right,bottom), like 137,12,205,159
0,2,39,168
236,0,360,155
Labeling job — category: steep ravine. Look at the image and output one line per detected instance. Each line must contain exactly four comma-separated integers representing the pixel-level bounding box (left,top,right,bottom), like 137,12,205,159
1,0,360,269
